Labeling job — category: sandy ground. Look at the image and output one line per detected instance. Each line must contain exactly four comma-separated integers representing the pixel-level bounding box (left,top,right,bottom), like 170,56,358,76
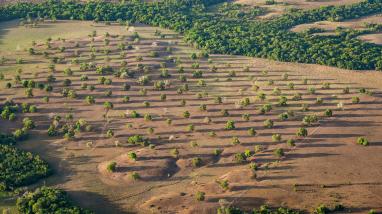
1,21,382,214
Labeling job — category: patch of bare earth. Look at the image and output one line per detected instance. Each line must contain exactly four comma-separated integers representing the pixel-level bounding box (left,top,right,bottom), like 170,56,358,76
291,14,382,34
234,0,364,18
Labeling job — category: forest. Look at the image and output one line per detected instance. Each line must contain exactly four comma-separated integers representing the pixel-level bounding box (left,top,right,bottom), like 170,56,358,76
0,0,381,70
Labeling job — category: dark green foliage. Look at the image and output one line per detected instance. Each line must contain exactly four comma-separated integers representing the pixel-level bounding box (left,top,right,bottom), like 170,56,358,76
107,162,117,172
296,127,308,137
192,157,202,167
0,145,51,191
16,187,92,214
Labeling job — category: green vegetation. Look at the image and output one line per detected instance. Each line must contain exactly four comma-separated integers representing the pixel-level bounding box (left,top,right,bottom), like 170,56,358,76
16,187,92,214
0,144,51,191
0,0,381,70
357,137,369,146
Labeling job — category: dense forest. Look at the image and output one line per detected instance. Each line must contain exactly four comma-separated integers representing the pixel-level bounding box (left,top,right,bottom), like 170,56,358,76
0,0,382,70
0,134,51,191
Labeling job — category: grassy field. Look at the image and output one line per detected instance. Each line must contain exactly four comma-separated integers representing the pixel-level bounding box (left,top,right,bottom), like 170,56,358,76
1,19,382,214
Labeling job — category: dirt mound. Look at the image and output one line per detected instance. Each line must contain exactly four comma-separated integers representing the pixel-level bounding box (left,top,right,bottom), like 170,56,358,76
99,149,178,184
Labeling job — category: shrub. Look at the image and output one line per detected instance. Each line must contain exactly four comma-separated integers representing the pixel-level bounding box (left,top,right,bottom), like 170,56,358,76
248,128,257,136
316,97,323,104
143,114,152,122
106,129,114,138
0,145,51,191
225,120,235,130
287,139,296,147
352,96,360,104
187,124,195,132
296,127,308,137
221,109,229,116
214,149,223,156
308,87,316,94
127,135,148,146
279,112,289,121
278,96,287,106
131,172,140,180
22,118,35,130
183,111,190,118
107,162,117,172
242,114,250,121
234,152,246,163
216,179,229,191
195,191,205,201
192,157,202,167
302,115,318,126
248,161,259,171
128,152,137,161
324,109,333,117
231,136,240,145
171,148,179,158
13,128,28,141
357,137,369,146
131,110,140,118
85,96,95,105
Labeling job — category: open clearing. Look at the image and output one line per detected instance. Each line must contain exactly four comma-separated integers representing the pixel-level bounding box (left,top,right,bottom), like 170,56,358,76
233,0,364,18
1,19,382,214
290,13,382,45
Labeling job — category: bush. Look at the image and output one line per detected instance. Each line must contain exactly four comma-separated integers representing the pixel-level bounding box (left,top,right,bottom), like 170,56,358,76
22,117,35,130
324,109,333,117
352,96,360,104
302,115,318,126
287,139,296,147
106,129,114,138
225,120,235,130
13,128,28,141
192,157,202,167
131,172,140,180
296,127,308,137
274,148,284,158
248,128,256,136
216,179,229,191
272,134,282,142
107,162,117,172
195,191,205,201
128,152,137,161
249,162,258,171
264,119,274,128
357,137,369,146
127,135,148,145
234,152,246,163
183,111,190,118
16,187,92,214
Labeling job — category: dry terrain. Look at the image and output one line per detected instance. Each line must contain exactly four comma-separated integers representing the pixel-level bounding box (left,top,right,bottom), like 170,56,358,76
1,19,382,214
234,0,364,18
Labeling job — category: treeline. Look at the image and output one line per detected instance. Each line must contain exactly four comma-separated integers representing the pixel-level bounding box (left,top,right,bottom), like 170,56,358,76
17,187,93,214
0,0,381,69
